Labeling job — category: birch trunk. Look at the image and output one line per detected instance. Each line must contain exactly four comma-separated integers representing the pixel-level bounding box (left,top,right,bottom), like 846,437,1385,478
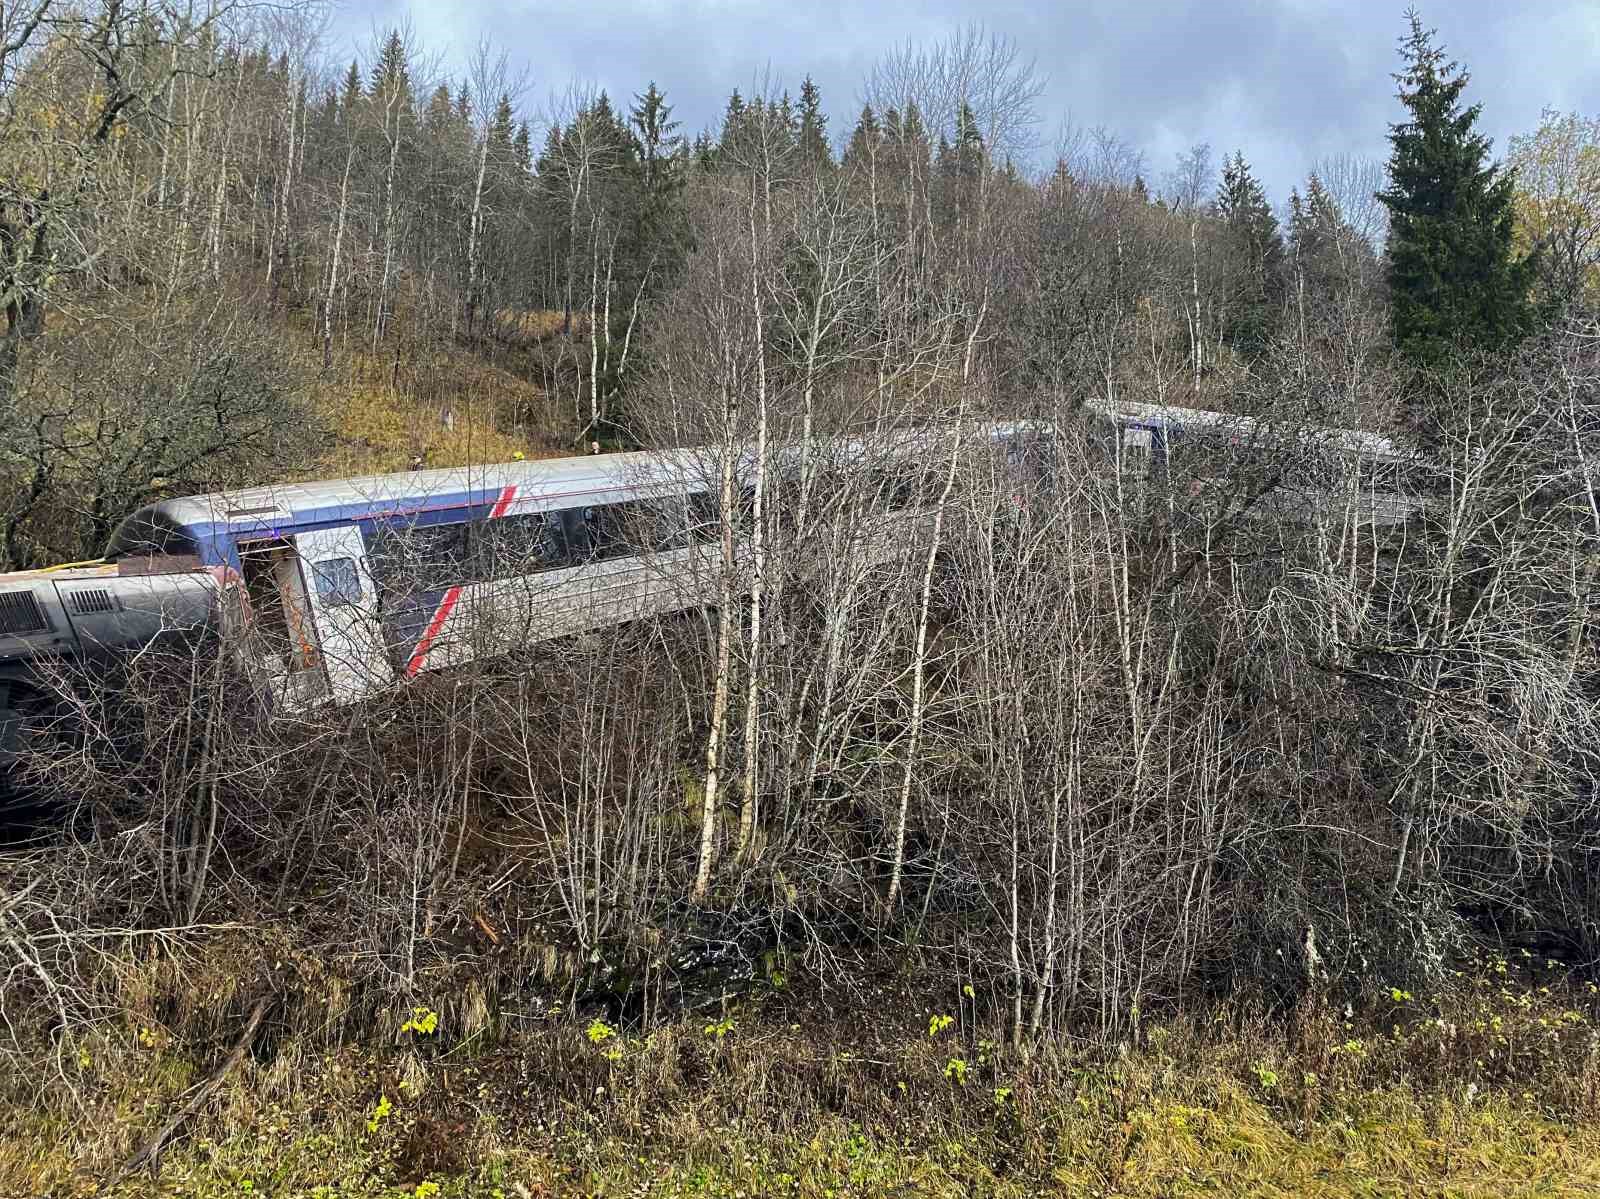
372,91,402,350
323,147,354,371
737,177,770,859
885,405,966,911
464,132,490,337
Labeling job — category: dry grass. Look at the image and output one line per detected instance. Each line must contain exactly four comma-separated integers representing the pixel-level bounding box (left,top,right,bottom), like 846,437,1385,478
492,307,590,346
4,939,1597,1198
310,348,565,478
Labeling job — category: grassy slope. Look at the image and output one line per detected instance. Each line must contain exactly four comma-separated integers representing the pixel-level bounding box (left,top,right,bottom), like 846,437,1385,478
6,957,1598,1198
14,1079,1599,1197
307,344,562,482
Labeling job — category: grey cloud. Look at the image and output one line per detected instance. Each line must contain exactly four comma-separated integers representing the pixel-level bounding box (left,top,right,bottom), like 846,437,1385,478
331,0,1600,203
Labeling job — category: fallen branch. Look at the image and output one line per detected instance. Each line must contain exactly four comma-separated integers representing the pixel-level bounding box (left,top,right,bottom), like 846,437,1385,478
106,993,272,1188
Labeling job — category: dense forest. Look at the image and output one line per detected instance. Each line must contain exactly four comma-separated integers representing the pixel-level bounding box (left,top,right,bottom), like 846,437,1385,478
3,2,1600,1193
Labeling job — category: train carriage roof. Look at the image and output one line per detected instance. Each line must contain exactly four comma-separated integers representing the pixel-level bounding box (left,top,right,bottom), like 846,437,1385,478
107,448,694,557
1083,397,1421,463
105,421,1032,557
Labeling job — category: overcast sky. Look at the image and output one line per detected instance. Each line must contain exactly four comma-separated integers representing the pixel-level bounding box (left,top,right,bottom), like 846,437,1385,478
330,0,1600,205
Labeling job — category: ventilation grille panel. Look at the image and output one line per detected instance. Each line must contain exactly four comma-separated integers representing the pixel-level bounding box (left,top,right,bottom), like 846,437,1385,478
67,589,114,616
0,590,48,636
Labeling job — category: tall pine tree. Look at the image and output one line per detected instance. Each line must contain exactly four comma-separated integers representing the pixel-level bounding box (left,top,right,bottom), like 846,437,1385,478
1214,151,1285,357
630,82,682,191
1377,12,1538,367
797,77,831,173
717,89,748,161
842,104,880,174
629,82,689,280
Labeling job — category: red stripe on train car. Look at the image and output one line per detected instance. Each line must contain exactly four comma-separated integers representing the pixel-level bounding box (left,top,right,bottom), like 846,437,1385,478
489,484,518,519
406,585,463,677
404,484,518,679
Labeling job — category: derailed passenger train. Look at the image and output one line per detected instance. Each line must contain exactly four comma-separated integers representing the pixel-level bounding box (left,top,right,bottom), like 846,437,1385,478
0,424,1043,759
0,404,1432,768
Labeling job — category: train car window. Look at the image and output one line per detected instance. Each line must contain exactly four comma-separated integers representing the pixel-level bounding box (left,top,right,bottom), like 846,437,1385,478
1030,434,1057,493
364,522,405,589
581,505,613,558
875,468,916,511
925,469,951,505
1399,459,1449,499
867,470,892,511
310,557,362,607
686,492,720,543
414,523,473,590
1368,459,1401,492
367,520,472,593
578,500,660,561
106,507,202,560
559,507,593,559
769,476,802,531
1084,419,1122,474
482,512,567,578
637,499,689,550
652,496,697,548
679,485,768,537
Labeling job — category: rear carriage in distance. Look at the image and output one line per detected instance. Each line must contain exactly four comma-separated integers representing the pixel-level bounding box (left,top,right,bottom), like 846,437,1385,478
1081,396,1438,526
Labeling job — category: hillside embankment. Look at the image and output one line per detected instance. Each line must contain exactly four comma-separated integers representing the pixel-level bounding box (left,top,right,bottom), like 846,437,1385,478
4,937,1597,1197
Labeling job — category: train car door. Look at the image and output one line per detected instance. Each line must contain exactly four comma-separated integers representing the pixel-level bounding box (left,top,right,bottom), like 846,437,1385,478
1120,423,1154,477
237,538,329,709
294,526,394,703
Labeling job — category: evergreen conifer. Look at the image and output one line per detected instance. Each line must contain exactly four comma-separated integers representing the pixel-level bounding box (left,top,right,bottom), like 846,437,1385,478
1215,150,1285,356
1377,11,1538,366
797,77,832,171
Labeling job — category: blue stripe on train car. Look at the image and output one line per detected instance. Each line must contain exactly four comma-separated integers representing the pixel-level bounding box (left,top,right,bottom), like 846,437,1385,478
184,488,506,572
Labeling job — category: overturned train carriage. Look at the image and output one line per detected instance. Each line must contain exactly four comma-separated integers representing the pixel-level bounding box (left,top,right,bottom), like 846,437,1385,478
0,407,1428,774
0,424,1040,769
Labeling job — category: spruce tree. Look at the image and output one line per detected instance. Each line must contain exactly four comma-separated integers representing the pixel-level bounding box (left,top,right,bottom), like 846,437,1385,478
718,89,747,159
691,130,717,172
424,83,453,133
774,92,796,141
339,59,363,124
630,82,681,189
489,94,516,157
629,82,689,280
797,76,831,172
512,122,532,173
1214,151,1285,356
369,31,413,107
1377,11,1538,366
1288,172,1368,299
842,104,879,174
